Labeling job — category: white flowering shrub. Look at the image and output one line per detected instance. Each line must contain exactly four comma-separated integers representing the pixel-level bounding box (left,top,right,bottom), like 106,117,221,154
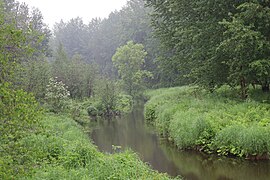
45,77,70,113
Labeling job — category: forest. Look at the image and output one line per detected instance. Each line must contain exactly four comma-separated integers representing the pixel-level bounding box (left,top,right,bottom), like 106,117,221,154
0,0,270,179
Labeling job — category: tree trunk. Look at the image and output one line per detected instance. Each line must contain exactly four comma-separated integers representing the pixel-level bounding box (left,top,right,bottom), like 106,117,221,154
240,77,248,99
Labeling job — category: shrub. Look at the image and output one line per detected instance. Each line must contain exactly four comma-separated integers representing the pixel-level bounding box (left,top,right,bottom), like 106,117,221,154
0,83,42,178
45,77,70,113
115,94,133,113
87,105,99,117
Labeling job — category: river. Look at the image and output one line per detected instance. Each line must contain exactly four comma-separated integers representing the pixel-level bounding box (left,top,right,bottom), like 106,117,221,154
91,105,270,180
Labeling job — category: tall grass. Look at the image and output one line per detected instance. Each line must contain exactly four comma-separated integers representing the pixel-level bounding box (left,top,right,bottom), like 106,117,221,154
144,86,270,158
17,114,174,180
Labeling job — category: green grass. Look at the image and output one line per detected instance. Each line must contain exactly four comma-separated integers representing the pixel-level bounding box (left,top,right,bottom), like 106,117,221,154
17,113,174,180
144,86,270,158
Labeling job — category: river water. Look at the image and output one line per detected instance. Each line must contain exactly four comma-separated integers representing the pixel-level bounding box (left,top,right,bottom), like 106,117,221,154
91,106,270,180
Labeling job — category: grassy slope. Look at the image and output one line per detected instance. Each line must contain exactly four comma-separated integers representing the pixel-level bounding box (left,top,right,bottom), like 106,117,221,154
144,86,270,158
20,114,175,180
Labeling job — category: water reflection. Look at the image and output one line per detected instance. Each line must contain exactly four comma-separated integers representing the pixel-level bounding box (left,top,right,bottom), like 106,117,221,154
91,106,270,180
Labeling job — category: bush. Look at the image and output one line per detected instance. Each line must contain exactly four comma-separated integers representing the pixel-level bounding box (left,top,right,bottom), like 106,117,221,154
87,105,99,117
0,83,42,178
45,77,70,113
115,94,133,113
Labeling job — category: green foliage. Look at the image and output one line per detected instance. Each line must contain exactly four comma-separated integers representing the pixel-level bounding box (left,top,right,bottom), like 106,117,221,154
145,86,270,158
214,125,270,157
3,0,51,58
66,100,90,126
0,83,42,179
82,78,133,117
248,88,270,103
0,4,26,83
146,0,270,94
0,0,171,179
12,114,173,180
52,0,157,81
45,77,70,113
0,83,41,141
146,0,236,88
112,41,152,97
15,59,52,100
52,46,99,99
100,80,118,115
115,94,133,113
217,1,270,96
87,105,99,117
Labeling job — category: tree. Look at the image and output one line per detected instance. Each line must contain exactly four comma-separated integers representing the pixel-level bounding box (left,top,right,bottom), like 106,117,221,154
52,18,89,59
1,0,51,97
145,0,243,89
52,45,99,99
112,41,152,97
51,0,158,81
18,59,51,100
0,1,42,177
3,0,51,59
0,0,31,83
218,2,270,95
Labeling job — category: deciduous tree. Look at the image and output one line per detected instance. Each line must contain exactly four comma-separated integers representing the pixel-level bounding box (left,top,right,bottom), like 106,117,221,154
112,41,152,97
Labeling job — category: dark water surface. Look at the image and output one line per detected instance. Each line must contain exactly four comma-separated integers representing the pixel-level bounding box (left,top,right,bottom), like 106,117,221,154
91,106,270,180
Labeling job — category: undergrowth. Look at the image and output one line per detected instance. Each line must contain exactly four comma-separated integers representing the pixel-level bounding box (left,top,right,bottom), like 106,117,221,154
16,114,174,179
144,86,270,159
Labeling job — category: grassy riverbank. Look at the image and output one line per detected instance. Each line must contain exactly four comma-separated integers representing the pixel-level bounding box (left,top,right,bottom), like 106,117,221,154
2,113,174,179
144,86,270,159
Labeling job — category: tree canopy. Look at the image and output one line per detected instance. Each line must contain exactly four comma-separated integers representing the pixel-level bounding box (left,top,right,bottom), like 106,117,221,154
112,41,152,97
146,0,270,96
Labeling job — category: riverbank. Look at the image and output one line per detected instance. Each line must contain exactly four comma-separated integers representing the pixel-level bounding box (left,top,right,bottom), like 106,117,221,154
144,86,270,159
3,113,175,179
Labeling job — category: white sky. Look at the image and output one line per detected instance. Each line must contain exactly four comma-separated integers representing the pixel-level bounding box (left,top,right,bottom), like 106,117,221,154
17,0,128,28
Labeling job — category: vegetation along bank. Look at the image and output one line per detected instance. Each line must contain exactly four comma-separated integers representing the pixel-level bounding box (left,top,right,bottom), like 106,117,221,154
145,86,270,159
1,106,175,179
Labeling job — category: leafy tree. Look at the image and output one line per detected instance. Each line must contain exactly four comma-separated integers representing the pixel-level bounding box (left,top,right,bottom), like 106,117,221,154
52,44,69,83
66,54,98,98
0,1,42,177
100,80,118,116
145,0,243,89
146,0,270,96
90,78,133,116
218,2,270,95
52,44,99,99
12,59,51,100
2,0,51,97
3,0,51,59
52,18,88,59
112,41,152,97
52,0,158,81
115,94,133,113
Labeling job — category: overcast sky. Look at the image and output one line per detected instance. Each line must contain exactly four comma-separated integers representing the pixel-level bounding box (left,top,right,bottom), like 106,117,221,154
17,0,128,28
